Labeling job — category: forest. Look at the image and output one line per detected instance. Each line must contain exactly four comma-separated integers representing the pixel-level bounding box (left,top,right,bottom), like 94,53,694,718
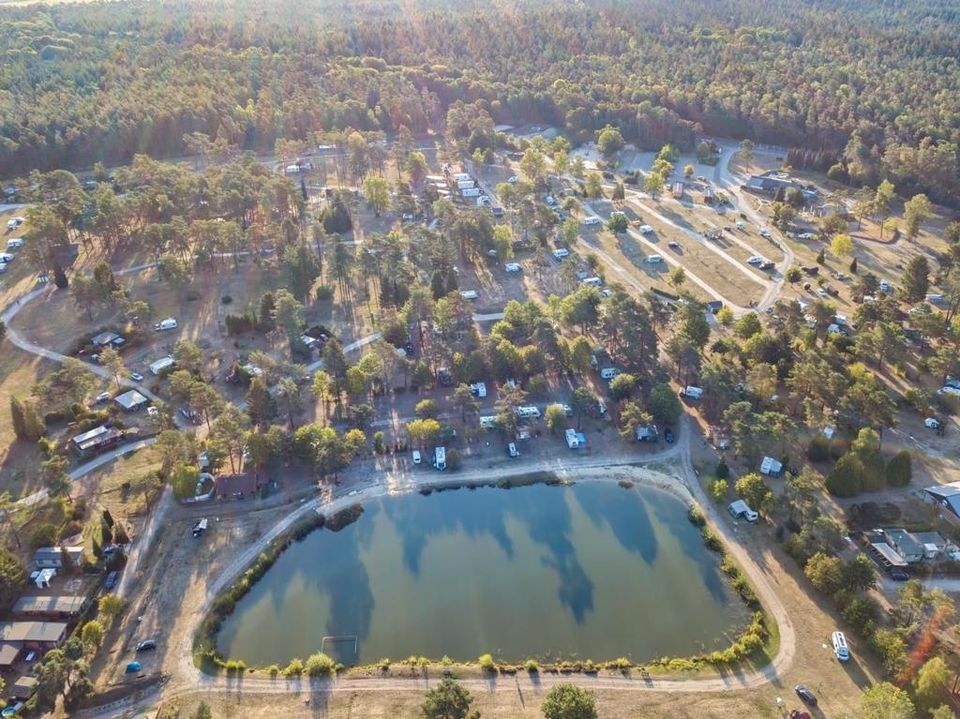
0,0,959,200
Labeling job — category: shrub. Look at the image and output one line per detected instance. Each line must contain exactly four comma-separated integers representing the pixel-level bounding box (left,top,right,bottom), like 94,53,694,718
708,479,728,503
282,658,304,677
525,659,539,672
267,664,280,677
701,527,722,551
305,652,335,676
886,450,912,487
315,285,334,301
478,653,496,672
30,523,57,549
715,457,729,479
687,506,706,527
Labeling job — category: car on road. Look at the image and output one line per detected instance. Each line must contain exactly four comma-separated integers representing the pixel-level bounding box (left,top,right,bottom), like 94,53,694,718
125,661,142,674
817,288,828,298
889,567,910,581
507,442,519,458
130,372,144,382
797,232,815,240
759,228,772,238
667,241,681,251
94,391,112,404
135,639,157,652
664,427,674,443
104,570,119,589
412,450,422,465
794,685,817,706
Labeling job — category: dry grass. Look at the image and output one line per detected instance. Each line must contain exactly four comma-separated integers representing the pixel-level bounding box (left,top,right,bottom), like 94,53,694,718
82,444,165,517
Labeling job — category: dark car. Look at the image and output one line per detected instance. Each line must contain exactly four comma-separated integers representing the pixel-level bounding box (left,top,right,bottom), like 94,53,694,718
795,685,817,706
135,639,157,652
889,567,910,581
104,570,119,590
664,427,674,444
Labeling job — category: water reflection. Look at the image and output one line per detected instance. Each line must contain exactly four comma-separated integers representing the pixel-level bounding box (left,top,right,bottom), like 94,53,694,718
216,482,750,665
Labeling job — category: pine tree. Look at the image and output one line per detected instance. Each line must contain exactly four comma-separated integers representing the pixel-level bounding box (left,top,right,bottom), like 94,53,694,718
849,257,858,274
53,263,68,289
10,396,44,441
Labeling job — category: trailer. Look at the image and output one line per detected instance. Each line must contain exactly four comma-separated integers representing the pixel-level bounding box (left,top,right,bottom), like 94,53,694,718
434,446,446,471
462,187,481,198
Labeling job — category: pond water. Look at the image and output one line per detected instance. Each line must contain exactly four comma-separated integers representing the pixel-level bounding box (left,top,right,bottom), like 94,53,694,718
215,482,751,666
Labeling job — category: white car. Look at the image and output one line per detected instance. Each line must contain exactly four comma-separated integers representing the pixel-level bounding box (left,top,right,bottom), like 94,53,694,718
638,225,654,234
504,262,521,273
645,254,663,264
507,442,519,458
797,232,815,240
460,290,478,300
924,418,941,430
5,219,16,231
817,288,828,298
507,176,518,184
412,450,422,465
552,248,570,260
746,256,764,266
154,317,178,331
735,221,746,230
0,252,14,264
470,382,487,398
759,228,772,238
582,216,602,226
94,392,112,404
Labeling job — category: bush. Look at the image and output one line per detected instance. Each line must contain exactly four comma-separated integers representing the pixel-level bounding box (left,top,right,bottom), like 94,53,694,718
715,457,729,479
708,479,728,503
267,664,280,677
315,285,334,301
305,652,335,676
687,506,706,527
525,659,539,673
478,653,496,672
701,527,722,551
886,450,912,487
282,658,304,677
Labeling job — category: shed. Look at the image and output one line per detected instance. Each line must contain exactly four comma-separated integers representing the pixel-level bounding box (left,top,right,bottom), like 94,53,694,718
114,390,149,412
0,642,21,670
71,425,122,454
11,675,38,700
760,456,783,477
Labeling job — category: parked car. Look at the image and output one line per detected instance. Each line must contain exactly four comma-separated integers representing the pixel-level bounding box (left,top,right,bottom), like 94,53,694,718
135,639,157,652
889,567,910,581
104,570,119,589
794,685,817,706
667,241,681,250
130,372,144,382
507,442,519,458
154,317,178,331
94,391,112,404
412,450,422,465
2,702,25,717
125,661,142,674
664,427,674,443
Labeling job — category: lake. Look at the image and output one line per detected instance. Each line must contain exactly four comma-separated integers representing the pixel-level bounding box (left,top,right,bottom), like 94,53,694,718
215,481,750,665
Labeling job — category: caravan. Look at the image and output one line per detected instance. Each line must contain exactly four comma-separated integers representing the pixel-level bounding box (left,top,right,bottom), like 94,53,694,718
434,446,446,471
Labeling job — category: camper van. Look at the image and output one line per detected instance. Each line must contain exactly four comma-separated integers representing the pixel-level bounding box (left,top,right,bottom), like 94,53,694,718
154,317,178,331
680,386,703,400
831,632,850,662
600,367,620,380
582,216,601,226
581,277,602,287
433,446,446,471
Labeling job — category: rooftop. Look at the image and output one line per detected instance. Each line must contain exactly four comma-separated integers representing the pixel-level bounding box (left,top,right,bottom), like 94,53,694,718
0,621,68,644
13,595,88,616
114,389,148,410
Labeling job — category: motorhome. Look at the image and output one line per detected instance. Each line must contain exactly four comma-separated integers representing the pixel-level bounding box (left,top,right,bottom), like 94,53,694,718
831,632,850,662
434,446,446,471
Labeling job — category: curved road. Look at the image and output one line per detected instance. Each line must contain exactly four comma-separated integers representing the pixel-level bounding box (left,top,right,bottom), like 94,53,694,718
72,418,796,719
